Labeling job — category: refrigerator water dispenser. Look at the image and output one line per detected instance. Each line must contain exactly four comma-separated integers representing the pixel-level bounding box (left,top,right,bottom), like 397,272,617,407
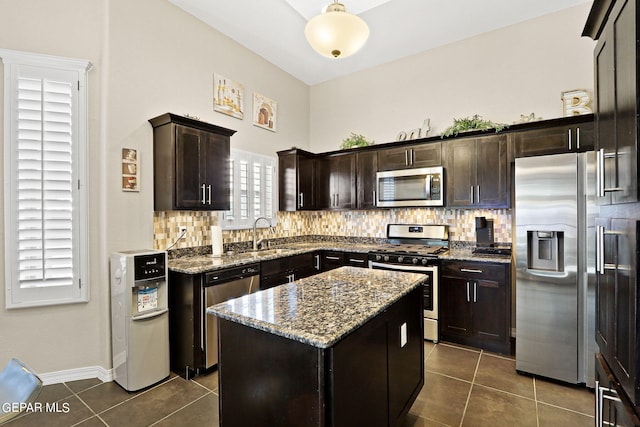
527,231,564,271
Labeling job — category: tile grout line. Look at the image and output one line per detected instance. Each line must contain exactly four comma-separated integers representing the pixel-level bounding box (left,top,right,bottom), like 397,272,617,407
458,349,483,427
533,377,540,427
147,391,213,427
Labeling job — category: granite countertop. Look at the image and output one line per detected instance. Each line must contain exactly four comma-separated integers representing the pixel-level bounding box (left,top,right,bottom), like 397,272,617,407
441,248,512,264
168,242,381,274
168,242,512,274
207,266,426,349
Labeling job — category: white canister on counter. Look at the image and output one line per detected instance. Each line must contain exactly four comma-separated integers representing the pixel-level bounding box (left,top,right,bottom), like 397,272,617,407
211,225,223,257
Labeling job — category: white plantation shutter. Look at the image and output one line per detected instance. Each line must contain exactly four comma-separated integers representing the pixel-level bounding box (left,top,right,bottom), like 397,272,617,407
220,149,277,230
2,49,91,308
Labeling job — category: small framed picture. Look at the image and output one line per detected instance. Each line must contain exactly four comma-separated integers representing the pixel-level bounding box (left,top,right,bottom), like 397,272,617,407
214,73,245,120
253,92,278,132
122,148,139,191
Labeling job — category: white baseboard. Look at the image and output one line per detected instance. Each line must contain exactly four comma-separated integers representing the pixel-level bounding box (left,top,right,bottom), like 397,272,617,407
39,366,113,386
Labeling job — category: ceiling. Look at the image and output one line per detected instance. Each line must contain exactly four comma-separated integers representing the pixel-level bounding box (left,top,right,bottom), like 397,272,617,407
169,0,592,86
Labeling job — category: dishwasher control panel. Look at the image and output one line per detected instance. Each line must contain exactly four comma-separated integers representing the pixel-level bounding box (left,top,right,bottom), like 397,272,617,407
205,263,260,285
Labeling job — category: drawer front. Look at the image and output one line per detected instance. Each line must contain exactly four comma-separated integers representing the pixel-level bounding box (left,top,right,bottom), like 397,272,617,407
345,252,368,267
441,261,507,282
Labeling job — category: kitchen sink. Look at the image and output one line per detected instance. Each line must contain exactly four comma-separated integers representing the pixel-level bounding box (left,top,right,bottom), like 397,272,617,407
246,248,293,257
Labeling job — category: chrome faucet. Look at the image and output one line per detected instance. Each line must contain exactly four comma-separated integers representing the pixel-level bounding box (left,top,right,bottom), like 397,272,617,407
253,217,275,250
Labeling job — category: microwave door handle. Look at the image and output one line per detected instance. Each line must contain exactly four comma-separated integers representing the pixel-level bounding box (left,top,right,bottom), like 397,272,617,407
425,175,431,200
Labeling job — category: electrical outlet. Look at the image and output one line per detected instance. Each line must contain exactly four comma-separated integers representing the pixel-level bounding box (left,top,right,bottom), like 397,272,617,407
179,226,187,234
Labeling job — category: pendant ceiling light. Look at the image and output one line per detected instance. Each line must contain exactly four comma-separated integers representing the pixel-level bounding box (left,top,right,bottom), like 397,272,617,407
304,1,370,59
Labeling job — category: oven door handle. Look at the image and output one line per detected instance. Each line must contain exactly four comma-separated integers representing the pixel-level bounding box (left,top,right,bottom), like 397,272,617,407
369,261,436,272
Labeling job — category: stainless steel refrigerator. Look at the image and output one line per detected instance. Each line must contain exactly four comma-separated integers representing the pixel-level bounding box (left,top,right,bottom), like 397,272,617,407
515,152,597,385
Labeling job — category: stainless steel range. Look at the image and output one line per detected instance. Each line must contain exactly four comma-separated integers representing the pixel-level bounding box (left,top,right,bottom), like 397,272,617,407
368,224,449,342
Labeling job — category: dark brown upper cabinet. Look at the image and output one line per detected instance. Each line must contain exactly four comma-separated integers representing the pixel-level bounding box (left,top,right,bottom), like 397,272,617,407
585,0,639,205
378,142,441,171
316,153,357,210
513,116,594,158
277,149,317,211
150,113,234,211
356,151,378,209
445,134,509,208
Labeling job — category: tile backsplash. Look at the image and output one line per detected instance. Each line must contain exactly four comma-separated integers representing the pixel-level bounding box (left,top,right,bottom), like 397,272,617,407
153,208,512,251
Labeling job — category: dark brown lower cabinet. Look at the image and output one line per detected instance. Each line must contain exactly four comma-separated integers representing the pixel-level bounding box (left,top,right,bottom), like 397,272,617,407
440,260,511,354
260,252,320,289
596,353,640,426
216,286,424,427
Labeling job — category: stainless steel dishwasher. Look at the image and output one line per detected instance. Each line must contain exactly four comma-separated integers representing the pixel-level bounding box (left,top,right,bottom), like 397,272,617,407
203,263,260,368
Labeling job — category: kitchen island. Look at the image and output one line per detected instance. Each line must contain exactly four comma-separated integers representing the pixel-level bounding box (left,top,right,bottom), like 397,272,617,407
208,266,426,427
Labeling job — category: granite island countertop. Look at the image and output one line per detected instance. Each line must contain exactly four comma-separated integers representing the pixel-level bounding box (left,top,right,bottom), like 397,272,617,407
207,266,427,349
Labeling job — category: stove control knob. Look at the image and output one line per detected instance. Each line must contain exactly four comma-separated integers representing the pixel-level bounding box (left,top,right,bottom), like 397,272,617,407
398,256,404,263
412,258,419,265
421,258,428,265
375,254,382,261
384,255,390,262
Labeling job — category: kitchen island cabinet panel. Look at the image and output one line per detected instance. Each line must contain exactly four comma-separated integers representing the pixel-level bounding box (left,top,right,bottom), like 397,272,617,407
211,268,425,427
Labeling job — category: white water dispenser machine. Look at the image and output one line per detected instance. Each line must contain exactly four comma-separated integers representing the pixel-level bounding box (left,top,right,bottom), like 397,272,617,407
111,250,169,391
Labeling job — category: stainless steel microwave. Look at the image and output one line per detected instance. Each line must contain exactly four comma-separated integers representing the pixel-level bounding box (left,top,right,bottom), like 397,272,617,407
376,166,444,207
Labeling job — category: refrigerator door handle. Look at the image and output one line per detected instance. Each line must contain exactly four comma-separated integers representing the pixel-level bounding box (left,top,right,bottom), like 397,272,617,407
596,149,605,198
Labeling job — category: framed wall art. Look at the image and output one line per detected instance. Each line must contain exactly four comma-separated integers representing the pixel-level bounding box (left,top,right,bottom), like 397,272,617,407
253,92,277,132
213,73,244,120
122,148,139,192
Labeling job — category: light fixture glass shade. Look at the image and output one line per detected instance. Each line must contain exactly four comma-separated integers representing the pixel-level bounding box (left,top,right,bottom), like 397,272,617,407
304,3,370,59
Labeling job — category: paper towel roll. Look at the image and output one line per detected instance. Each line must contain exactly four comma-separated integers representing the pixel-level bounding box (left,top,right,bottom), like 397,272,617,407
211,226,223,257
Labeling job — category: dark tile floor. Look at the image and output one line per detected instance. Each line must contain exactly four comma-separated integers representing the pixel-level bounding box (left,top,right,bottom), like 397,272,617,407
5,342,593,426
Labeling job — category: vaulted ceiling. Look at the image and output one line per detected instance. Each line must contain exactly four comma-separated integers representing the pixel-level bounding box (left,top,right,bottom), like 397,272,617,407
169,0,592,85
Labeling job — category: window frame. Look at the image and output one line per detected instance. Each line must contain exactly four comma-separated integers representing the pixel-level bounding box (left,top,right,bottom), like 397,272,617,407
1,49,92,309
220,149,277,230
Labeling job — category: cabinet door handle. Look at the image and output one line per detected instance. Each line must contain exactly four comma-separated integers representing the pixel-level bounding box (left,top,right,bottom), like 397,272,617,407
470,186,474,204
200,285,205,351
207,185,212,205
314,254,320,270
201,184,207,204
476,185,480,203
326,256,340,260
410,149,414,165
576,127,580,150
595,380,601,427
568,129,572,151
466,281,470,302
596,225,604,275
299,193,304,208
349,258,365,264
473,282,477,303
461,268,483,274
373,191,377,206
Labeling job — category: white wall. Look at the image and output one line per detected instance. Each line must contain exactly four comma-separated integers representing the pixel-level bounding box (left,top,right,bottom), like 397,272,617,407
309,3,595,152
0,0,309,377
